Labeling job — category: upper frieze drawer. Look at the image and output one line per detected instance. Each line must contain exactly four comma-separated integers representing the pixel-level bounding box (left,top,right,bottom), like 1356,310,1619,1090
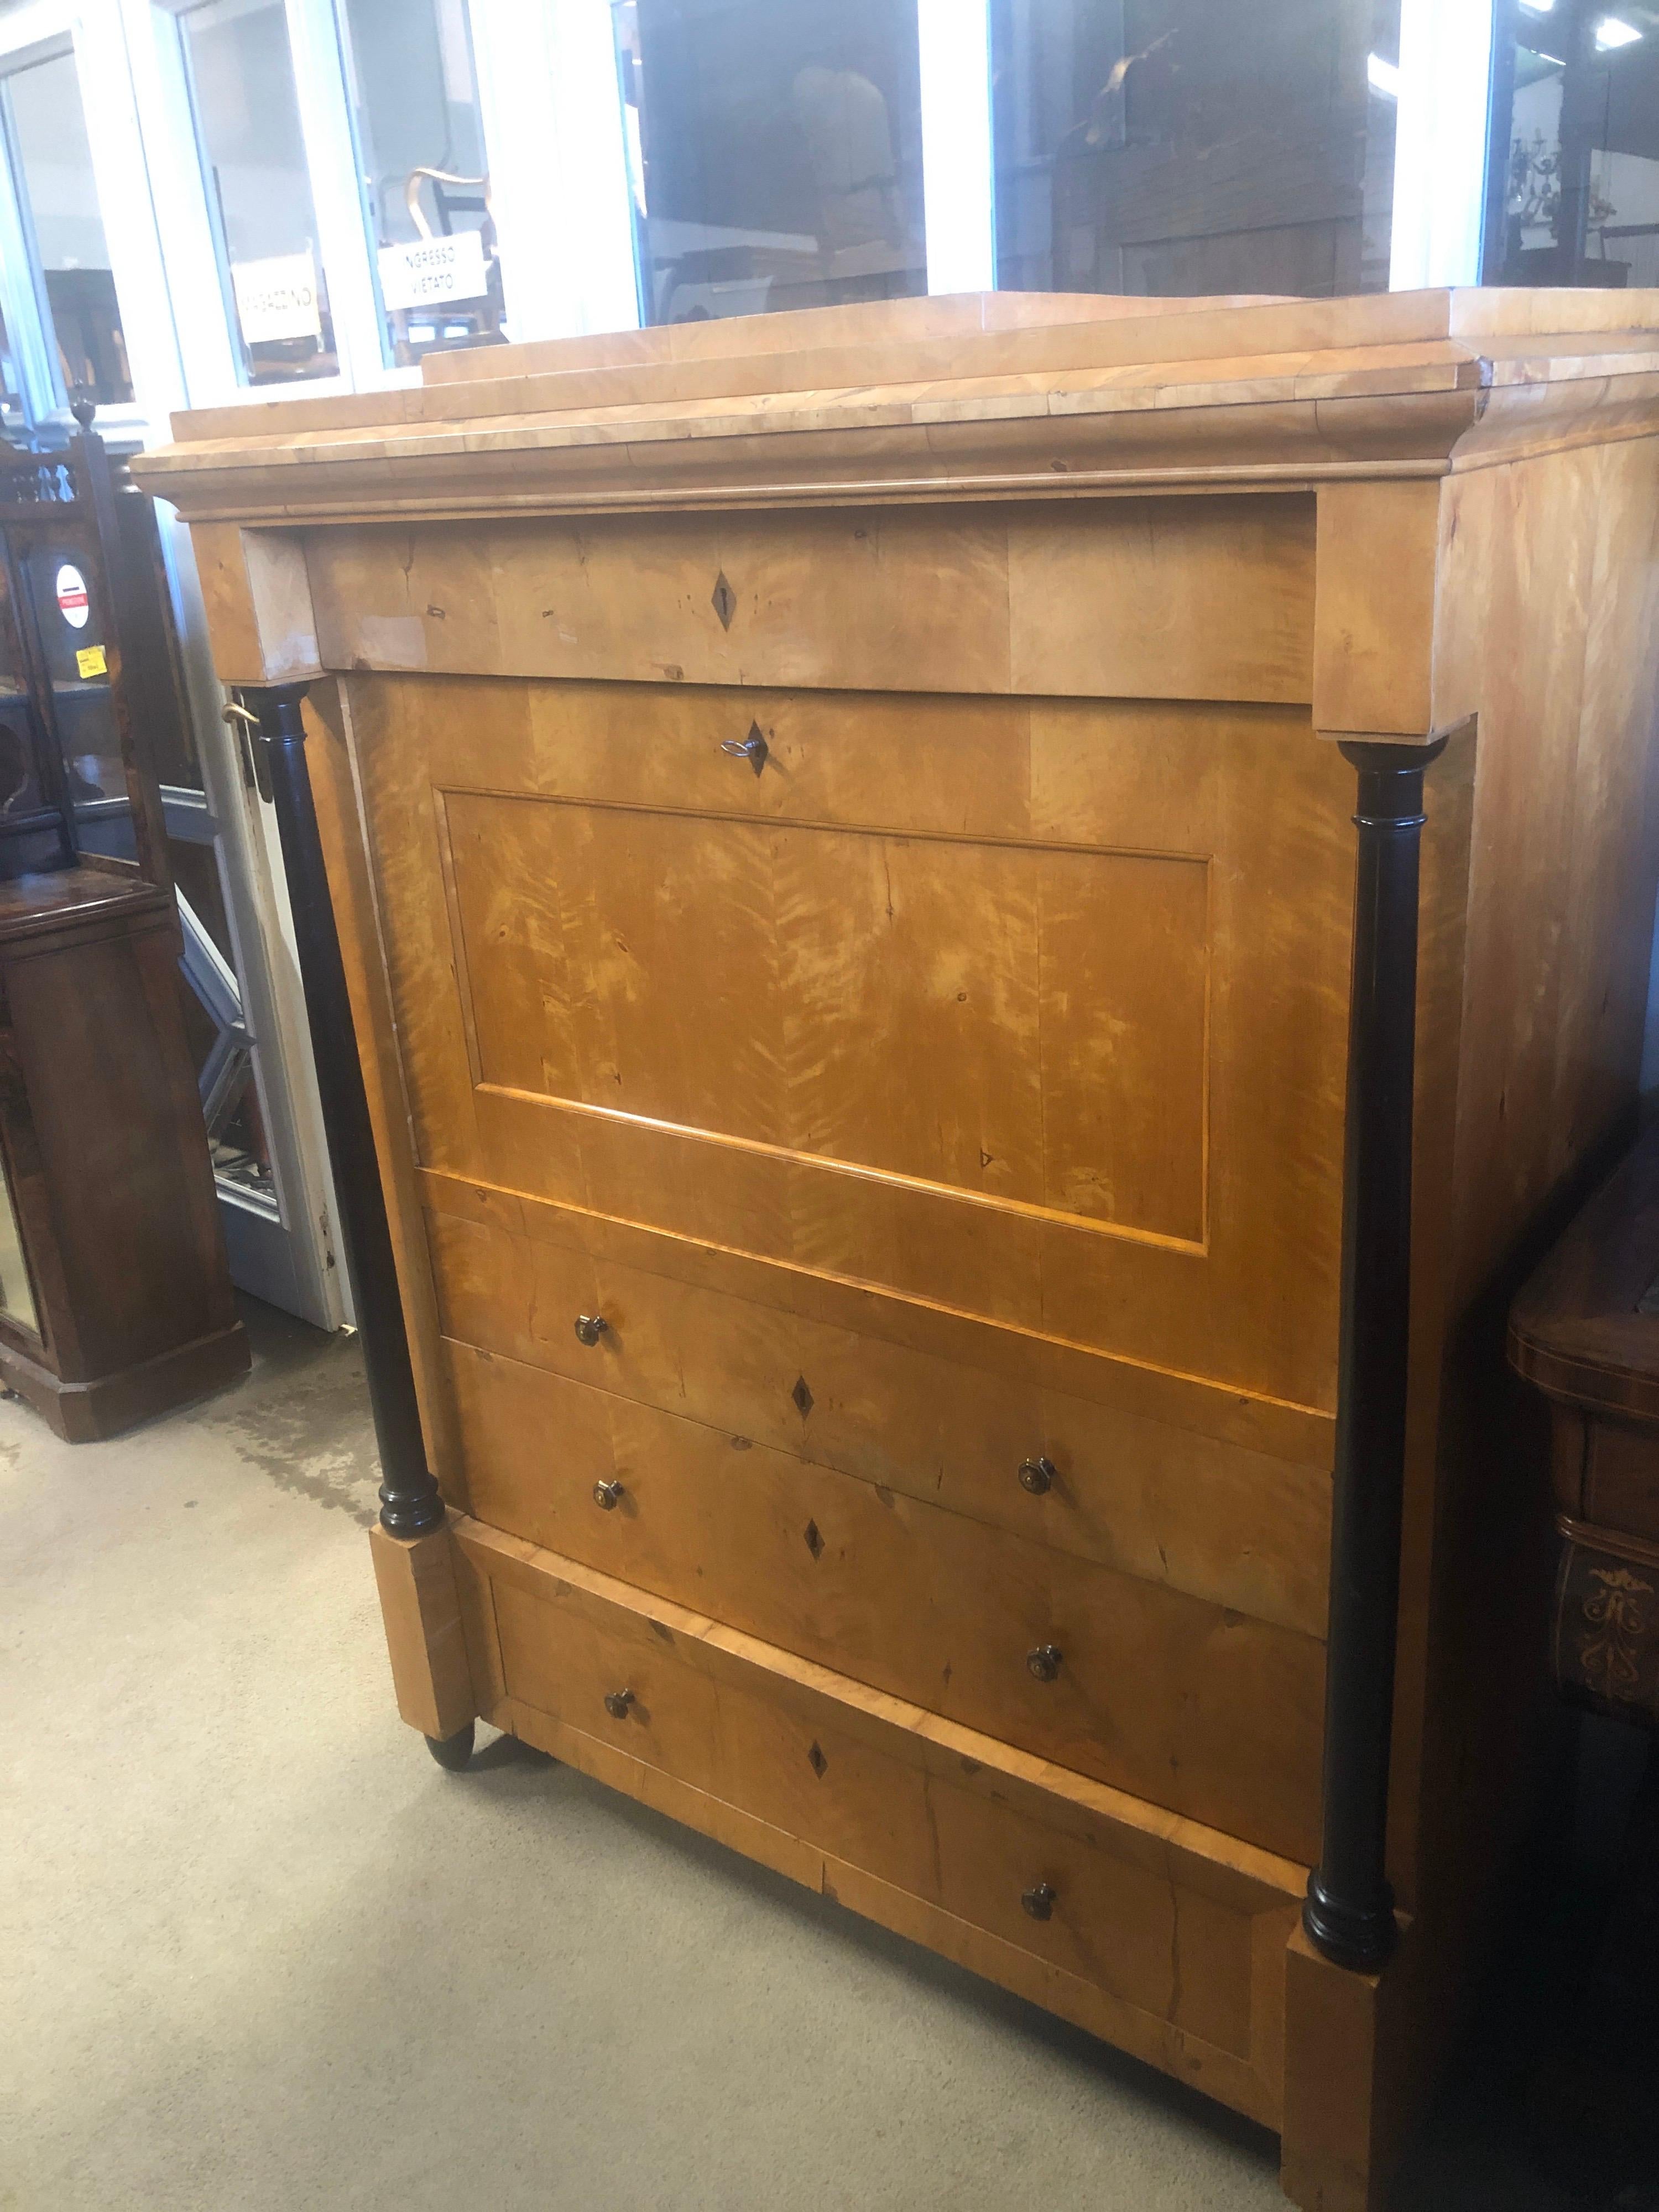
302,496,1316,707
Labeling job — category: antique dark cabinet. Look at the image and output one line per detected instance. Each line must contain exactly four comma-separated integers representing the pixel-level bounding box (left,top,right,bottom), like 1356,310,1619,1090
1511,1125,1659,1729
0,418,246,1439
0,871,246,1437
1509,1123,1659,2197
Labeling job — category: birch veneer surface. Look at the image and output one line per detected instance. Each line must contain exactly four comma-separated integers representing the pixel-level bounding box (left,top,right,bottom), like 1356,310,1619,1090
136,288,1659,2210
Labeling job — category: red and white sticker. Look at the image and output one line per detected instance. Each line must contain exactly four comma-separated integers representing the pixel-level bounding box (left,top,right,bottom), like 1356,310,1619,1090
55,563,89,630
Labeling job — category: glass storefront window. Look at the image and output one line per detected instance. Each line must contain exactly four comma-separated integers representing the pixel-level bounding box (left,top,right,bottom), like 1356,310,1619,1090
0,50,133,405
612,0,927,325
339,0,503,363
176,0,338,384
0,299,20,415
1489,3,1659,288
0,1139,38,1337
990,0,1401,298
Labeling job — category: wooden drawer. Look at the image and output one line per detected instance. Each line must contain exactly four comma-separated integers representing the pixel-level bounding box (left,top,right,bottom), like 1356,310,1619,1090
310,499,1317,705
453,1514,1303,2127
425,1192,1331,1640
442,1335,1324,1866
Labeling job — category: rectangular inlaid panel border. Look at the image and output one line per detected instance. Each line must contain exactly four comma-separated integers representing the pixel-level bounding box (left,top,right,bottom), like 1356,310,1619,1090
434,784,1213,1255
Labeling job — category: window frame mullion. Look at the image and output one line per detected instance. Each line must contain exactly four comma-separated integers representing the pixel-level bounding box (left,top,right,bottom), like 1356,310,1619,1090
917,0,997,296
118,0,239,409
283,0,387,384
468,0,640,343
0,43,69,425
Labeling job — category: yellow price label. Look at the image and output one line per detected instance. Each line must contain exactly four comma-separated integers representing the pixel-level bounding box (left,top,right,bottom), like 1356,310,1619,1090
76,644,107,680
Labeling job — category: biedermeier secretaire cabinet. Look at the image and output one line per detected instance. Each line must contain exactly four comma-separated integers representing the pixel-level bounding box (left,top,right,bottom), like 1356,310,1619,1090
135,290,1659,2209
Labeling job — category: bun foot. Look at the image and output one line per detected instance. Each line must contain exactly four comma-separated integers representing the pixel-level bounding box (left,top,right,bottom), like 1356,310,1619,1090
424,1720,476,1771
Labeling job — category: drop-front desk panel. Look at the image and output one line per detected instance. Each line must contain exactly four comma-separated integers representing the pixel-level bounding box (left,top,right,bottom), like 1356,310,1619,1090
135,289,1659,2210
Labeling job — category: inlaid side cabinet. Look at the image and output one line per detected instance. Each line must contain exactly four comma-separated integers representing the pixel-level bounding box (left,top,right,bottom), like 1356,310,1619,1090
136,290,1659,2209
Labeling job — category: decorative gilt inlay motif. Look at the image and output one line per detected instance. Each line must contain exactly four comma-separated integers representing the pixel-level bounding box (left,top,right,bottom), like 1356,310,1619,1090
1579,1564,1655,1704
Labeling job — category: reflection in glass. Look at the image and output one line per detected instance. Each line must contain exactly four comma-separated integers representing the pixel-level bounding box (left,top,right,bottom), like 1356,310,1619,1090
613,0,926,324
174,866,279,1216
0,1141,38,1336
1490,6,1659,288
990,0,1400,298
0,298,18,413
0,559,66,879
1,50,134,404
15,539,135,865
341,0,503,363
177,0,338,384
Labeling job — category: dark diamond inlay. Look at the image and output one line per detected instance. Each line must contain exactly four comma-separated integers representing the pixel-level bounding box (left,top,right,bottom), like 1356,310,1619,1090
792,1375,814,1417
808,1741,828,1778
804,1519,824,1560
711,571,736,629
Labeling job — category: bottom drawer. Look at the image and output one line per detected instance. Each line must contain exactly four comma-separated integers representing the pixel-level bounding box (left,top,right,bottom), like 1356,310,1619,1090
452,1513,1302,2128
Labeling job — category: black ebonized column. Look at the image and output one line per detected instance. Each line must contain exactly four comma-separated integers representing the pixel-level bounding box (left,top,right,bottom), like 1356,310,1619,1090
243,684,444,1537
1303,735,1447,1974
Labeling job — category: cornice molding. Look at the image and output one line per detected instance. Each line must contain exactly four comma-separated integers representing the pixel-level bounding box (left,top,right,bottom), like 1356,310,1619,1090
133,290,1659,528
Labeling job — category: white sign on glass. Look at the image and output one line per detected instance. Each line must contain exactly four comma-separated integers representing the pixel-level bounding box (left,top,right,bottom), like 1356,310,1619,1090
232,251,323,346
55,563,90,629
377,230,489,312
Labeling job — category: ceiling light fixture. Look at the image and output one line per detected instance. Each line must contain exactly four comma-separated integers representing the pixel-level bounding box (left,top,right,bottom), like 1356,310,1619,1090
1597,16,1643,46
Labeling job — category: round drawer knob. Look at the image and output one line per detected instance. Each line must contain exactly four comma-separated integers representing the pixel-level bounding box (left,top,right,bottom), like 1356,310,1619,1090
1026,1643,1063,1683
593,1479,625,1511
574,1313,609,1347
603,1687,636,1720
1021,1881,1057,1922
1018,1455,1056,1496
